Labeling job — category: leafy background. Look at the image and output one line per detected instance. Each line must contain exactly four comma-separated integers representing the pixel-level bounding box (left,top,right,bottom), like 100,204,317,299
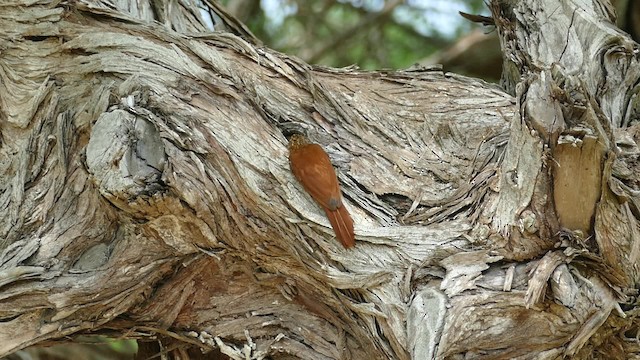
225,0,487,70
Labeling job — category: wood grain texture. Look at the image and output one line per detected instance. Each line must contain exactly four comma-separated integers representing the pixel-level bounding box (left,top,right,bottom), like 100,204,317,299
4,0,640,359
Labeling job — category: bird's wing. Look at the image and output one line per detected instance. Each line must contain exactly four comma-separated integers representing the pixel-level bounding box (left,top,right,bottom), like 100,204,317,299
297,162,342,209
290,145,342,210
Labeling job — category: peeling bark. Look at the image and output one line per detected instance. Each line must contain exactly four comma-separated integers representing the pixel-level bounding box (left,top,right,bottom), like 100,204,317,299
1,0,639,359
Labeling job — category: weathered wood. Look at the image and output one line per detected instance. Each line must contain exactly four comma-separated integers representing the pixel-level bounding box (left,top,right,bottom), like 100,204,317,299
486,0,640,358
1,0,639,359
0,1,510,359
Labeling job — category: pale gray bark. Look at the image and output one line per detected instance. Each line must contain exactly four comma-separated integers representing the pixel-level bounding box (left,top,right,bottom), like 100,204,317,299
0,0,638,359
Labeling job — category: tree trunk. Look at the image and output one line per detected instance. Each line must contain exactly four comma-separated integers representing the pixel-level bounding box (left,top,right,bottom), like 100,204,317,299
0,0,638,359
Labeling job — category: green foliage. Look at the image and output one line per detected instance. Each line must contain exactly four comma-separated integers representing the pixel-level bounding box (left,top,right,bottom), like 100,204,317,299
4,337,137,360
223,0,487,70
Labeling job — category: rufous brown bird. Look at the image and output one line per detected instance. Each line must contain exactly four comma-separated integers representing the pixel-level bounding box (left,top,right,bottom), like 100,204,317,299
288,134,355,248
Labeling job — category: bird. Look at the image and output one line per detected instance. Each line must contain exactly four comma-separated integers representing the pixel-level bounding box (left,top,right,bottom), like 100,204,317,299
288,133,355,248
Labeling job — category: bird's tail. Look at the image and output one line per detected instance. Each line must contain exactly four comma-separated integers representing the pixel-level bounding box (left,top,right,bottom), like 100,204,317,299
324,205,355,248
